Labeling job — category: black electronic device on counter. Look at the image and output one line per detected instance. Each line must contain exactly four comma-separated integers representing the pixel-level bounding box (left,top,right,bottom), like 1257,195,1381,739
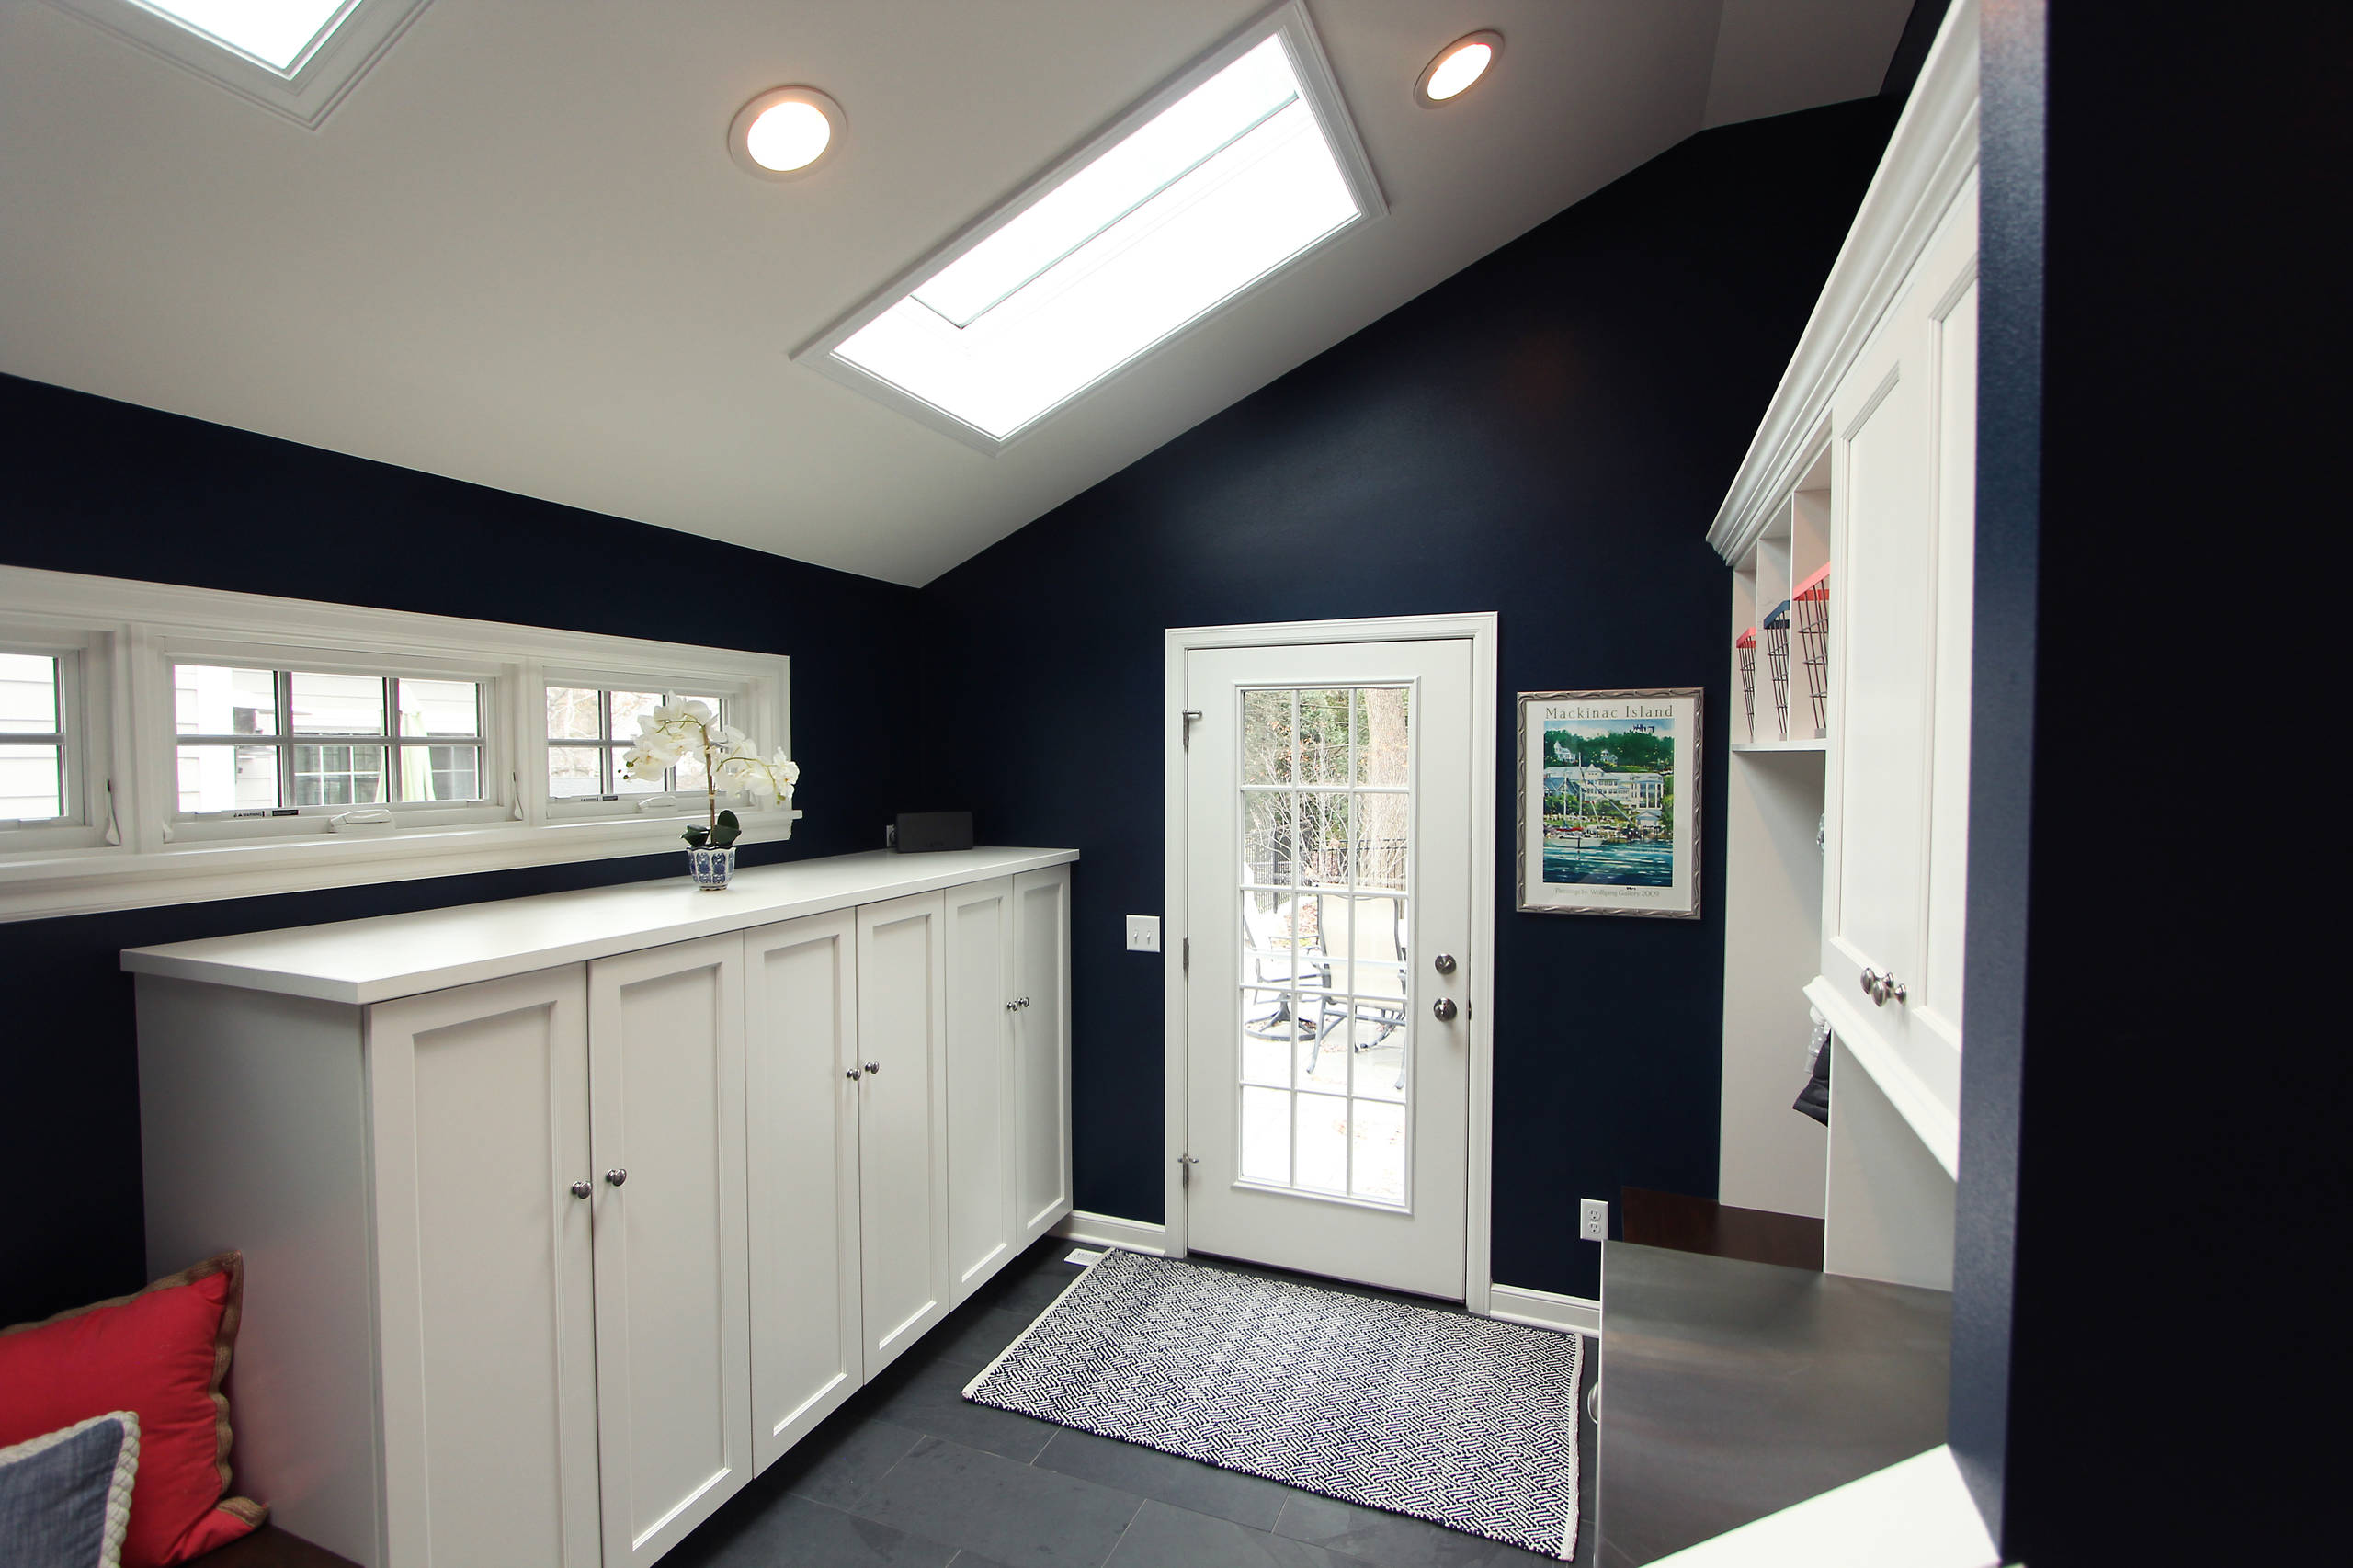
891,812,974,853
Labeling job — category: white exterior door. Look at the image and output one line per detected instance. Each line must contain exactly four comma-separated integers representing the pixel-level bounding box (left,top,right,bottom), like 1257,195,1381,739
1012,865,1073,1247
854,891,951,1378
1183,638,1475,1300
1823,181,1979,1121
586,935,752,1568
367,968,601,1568
743,911,864,1472
945,876,1017,1304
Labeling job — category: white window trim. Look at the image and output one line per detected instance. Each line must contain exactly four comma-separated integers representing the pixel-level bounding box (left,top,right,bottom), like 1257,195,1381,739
791,0,1385,455
39,0,432,129
0,565,797,923
0,631,114,851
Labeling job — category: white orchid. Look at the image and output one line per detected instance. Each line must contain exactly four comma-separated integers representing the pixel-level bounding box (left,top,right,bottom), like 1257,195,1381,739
614,701,798,853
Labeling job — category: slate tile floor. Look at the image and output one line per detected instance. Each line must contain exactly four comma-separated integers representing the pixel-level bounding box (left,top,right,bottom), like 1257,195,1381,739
664,1237,1599,1568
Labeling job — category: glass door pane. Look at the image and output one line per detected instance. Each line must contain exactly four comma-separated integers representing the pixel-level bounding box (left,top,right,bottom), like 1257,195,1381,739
1232,685,1412,1208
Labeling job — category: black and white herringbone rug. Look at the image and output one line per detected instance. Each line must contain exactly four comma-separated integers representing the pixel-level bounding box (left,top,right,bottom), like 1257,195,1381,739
962,1249,1584,1560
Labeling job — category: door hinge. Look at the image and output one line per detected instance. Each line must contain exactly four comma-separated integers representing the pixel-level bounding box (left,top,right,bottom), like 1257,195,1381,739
1180,710,1201,749
1178,1153,1199,1186
1182,937,1190,973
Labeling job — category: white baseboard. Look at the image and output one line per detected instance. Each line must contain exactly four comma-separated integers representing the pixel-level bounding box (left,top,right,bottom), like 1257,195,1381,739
1485,1283,1600,1335
1051,1210,1170,1256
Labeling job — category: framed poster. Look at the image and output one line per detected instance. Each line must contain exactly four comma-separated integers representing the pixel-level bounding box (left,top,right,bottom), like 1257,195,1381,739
1516,687,1701,918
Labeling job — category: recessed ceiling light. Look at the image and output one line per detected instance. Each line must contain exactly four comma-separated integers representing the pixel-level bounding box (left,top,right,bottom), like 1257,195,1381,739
729,86,845,180
797,5,1383,449
1415,30,1502,107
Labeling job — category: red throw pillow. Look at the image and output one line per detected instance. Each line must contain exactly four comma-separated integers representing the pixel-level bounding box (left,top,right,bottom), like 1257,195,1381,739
0,1253,267,1566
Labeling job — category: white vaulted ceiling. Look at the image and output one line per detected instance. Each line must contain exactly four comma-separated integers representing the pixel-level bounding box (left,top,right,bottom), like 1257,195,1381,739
0,0,1913,585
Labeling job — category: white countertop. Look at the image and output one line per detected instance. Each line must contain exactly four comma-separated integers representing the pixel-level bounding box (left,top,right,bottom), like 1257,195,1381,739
121,846,1079,1005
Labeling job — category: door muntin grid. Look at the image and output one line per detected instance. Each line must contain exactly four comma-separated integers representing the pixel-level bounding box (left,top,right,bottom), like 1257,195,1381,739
1234,683,1414,1210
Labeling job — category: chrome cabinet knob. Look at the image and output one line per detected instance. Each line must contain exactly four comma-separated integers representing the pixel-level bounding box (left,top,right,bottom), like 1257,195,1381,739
864,1060,881,1075
1006,999,1020,1010
1432,953,1457,975
846,1067,862,1080
1432,997,1459,1022
1859,968,1909,1007
569,1179,592,1199
604,1167,627,1187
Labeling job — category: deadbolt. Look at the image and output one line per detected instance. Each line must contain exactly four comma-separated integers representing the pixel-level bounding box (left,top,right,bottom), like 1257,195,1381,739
1432,953,1457,975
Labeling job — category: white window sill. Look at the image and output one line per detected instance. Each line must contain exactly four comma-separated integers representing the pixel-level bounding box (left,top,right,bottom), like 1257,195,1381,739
0,810,801,923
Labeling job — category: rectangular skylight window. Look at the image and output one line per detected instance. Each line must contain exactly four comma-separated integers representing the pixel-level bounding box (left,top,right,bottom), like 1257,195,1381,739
801,3,1382,449
131,0,354,71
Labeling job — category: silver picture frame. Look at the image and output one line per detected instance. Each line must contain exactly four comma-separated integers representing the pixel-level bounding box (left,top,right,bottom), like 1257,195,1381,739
1516,687,1702,918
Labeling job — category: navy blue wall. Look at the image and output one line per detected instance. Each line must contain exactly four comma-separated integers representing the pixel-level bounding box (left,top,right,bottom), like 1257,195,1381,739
1955,4,2343,1561
0,373,926,1327
926,98,1897,1300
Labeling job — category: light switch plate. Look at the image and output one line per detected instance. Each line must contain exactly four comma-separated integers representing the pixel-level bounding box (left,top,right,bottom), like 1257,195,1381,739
1580,1199,1608,1243
1126,915,1163,953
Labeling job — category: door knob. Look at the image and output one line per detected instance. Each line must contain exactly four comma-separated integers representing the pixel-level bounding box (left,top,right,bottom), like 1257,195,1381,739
604,1167,628,1187
569,1179,592,1199
1432,997,1458,1022
1432,953,1457,975
864,1060,882,1075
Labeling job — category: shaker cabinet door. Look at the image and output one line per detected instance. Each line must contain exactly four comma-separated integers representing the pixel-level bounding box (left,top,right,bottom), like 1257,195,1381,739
744,910,866,1472
855,891,952,1379
1822,180,1979,1119
368,967,602,1568
945,876,1016,1305
587,934,753,1567
1012,866,1073,1246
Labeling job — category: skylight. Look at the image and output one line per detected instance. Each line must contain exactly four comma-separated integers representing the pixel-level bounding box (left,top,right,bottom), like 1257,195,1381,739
801,5,1382,449
131,0,354,72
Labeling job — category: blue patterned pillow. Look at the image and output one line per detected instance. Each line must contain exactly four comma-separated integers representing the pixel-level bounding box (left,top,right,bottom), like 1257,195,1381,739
0,1412,140,1568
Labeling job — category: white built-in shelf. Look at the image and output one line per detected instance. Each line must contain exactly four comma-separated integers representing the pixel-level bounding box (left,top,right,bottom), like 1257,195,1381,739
1732,740,1827,755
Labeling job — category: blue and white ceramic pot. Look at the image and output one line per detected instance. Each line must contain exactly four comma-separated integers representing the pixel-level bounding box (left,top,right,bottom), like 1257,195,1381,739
688,846,736,890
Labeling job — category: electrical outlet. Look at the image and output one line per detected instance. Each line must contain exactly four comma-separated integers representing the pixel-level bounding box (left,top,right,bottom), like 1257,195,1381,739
1126,915,1163,953
1579,1199,1608,1243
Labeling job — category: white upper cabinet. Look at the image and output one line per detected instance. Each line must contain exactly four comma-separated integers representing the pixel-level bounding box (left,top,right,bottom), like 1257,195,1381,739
743,909,865,1472
946,877,1017,1304
854,890,953,1379
1013,865,1074,1245
1821,180,1980,1134
587,935,754,1566
367,969,602,1568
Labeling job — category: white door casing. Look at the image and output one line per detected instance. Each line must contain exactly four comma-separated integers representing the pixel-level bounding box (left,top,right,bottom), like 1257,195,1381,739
744,910,865,1471
1012,865,1074,1245
586,935,754,1567
1181,634,1477,1301
945,876,1017,1304
367,967,602,1568
854,890,953,1377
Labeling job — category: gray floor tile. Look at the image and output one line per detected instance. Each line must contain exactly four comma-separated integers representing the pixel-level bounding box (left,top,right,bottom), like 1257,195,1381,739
870,1356,1057,1462
664,1493,958,1568
926,1301,1042,1372
1033,1428,1293,1531
855,1435,1144,1568
1106,1500,1362,1568
1271,1494,1506,1568
774,1415,924,1510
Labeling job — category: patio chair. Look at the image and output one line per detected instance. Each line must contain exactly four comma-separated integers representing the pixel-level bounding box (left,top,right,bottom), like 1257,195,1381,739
1308,892,1408,1090
1240,882,1313,1045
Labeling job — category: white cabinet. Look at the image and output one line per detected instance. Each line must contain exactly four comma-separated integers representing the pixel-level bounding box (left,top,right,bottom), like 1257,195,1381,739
854,890,952,1378
585,936,753,1564
367,969,601,1568
1820,185,1980,1142
1012,865,1073,1246
127,847,1074,1568
744,910,864,1471
946,877,1017,1304
1706,0,1978,1292
940,865,1074,1303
